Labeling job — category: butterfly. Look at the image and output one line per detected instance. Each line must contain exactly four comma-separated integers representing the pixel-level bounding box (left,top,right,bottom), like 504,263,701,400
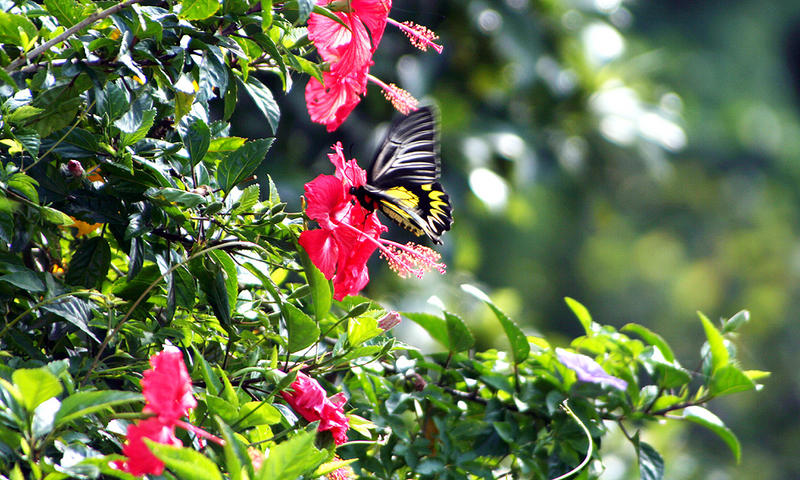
351,106,453,244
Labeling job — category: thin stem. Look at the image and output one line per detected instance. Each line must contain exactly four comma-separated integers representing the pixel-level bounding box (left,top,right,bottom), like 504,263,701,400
5,0,145,73
81,241,269,387
551,400,593,480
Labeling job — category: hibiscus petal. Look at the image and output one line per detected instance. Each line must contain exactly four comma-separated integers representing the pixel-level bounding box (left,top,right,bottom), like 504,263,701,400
299,229,339,279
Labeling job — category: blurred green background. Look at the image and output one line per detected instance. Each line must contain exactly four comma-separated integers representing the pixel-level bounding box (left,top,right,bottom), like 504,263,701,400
231,0,800,478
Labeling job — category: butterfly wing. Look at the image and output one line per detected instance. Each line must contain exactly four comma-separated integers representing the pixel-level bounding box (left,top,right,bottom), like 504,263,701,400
361,182,452,244
360,105,453,244
368,106,440,186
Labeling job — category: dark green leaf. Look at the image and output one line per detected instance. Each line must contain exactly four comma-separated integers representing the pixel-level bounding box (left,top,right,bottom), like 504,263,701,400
444,311,475,352
216,138,274,193
638,441,665,480
284,303,319,352
239,76,280,134
96,83,129,122
462,284,529,363
65,237,111,289
13,129,41,158
291,0,314,23
55,391,143,427
40,295,99,343
682,406,741,462
182,118,211,166
145,187,207,208
12,368,62,413
0,271,45,292
119,109,156,147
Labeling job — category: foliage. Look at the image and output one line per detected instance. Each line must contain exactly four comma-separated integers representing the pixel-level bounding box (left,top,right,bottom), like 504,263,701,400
0,1,767,480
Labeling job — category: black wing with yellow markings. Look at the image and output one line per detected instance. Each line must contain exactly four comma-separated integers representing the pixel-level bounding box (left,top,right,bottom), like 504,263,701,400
353,106,453,244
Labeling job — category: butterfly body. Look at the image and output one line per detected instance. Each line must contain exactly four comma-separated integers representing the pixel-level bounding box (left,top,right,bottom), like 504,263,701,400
352,106,453,244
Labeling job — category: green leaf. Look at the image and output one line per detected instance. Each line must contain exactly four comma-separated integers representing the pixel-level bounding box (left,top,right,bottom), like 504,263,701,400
179,0,220,20
722,309,750,333
239,76,280,134
462,284,529,363
6,105,43,124
284,303,319,353
290,0,314,22
40,295,99,343
119,109,156,147
145,187,207,208
682,406,741,462
193,344,222,396
699,311,729,374
8,172,39,203
40,206,75,226
261,0,274,29
182,118,211,166
216,138,274,194
564,297,593,334
710,364,756,396
44,0,93,28
637,440,665,480
402,312,448,347
0,12,38,48
257,430,328,480
238,401,282,427
209,250,238,318
65,237,111,289
347,315,382,347
444,311,475,352
55,390,143,427
96,82,129,121
640,347,691,389
13,129,41,158
299,249,331,321
216,416,252,480
147,441,224,480
12,368,62,413
622,323,676,363
0,271,45,292
231,184,260,215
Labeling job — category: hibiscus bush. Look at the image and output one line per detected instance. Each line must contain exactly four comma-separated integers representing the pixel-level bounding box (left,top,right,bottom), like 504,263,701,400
0,1,767,479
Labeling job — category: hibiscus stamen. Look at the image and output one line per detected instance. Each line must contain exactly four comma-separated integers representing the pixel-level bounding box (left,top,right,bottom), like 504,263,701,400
388,18,443,54
380,238,446,278
367,74,419,114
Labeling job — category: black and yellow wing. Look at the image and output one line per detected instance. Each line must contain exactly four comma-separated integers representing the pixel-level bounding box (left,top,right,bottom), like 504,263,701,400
354,106,453,244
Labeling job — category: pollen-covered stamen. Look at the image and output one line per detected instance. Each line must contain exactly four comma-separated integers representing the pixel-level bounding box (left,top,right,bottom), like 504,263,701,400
380,239,446,279
335,221,446,279
368,74,419,114
388,18,443,54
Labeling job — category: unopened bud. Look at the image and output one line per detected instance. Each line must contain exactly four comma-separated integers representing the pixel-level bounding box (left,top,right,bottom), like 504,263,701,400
66,160,84,177
378,311,402,331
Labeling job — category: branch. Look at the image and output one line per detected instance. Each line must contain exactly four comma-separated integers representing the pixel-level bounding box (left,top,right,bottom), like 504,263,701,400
5,0,144,74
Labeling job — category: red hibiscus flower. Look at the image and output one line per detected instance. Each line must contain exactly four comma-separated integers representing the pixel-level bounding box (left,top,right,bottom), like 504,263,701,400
281,372,350,445
299,144,445,300
141,348,197,424
113,348,223,476
112,417,182,476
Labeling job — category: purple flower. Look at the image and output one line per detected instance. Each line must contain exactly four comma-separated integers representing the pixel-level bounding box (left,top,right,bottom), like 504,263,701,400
556,348,628,391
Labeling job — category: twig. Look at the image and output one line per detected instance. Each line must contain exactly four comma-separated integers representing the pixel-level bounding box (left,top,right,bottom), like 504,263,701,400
5,0,145,74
